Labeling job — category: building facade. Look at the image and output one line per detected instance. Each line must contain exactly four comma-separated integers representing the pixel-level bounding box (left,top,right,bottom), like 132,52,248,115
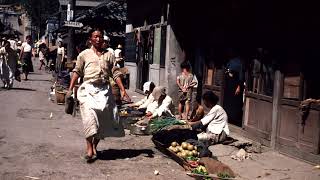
0,3,31,40
125,0,320,164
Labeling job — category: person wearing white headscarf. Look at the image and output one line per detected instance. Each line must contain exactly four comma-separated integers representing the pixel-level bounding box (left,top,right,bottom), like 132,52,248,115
145,86,174,119
103,35,114,55
131,81,155,110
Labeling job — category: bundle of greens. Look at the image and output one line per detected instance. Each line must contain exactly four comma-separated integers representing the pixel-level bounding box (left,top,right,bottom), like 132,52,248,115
148,117,185,133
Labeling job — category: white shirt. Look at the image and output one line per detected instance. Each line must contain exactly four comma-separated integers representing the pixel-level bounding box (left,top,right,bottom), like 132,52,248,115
135,95,154,109
107,48,114,55
201,105,229,135
0,47,17,68
8,39,17,50
22,42,32,52
114,48,121,58
57,47,65,55
39,51,45,60
147,95,174,118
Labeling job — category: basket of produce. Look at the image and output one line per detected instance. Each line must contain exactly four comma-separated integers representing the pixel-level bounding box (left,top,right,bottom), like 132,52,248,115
65,61,75,69
55,90,66,105
166,141,201,170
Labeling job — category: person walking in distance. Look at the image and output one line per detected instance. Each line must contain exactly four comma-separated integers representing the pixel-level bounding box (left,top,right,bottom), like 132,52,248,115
19,35,34,80
56,41,65,75
0,41,18,89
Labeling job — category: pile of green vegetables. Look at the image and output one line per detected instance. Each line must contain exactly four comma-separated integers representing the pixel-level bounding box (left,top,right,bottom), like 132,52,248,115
148,117,185,133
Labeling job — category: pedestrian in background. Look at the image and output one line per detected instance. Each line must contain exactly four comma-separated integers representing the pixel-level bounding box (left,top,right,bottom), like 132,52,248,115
0,41,18,89
38,46,46,70
223,50,244,126
114,44,123,68
103,35,114,55
19,35,33,81
56,41,65,75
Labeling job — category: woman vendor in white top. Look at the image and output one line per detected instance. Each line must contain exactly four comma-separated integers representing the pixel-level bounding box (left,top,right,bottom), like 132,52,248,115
145,86,175,119
130,81,155,111
188,91,229,145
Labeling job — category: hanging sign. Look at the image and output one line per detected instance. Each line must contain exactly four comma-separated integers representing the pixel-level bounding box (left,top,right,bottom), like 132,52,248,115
64,21,83,28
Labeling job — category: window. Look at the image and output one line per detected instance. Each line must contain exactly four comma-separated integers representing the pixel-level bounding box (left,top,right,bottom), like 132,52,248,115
204,65,224,87
281,61,303,100
124,32,136,63
283,75,302,100
247,58,275,96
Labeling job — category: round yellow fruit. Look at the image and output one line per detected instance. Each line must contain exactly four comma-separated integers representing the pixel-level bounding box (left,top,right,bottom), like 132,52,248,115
181,152,187,158
181,142,188,149
172,147,179,153
177,152,182,157
187,151,194,157
192,150,198,156
171,142,178,147
187,144,194,151
194,146,197,151
178,146,183,152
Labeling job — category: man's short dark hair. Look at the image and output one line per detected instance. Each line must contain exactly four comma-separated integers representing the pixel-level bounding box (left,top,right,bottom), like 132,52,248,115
202,91,219,105
180,61,191,71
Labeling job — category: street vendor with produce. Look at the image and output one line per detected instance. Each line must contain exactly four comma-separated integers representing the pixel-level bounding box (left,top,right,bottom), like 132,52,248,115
188,91,229,145
129,81,155,111
145,86,175,119
136,86,175,125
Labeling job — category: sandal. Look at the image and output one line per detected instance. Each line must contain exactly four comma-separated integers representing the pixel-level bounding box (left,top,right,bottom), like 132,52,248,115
81,155,96,163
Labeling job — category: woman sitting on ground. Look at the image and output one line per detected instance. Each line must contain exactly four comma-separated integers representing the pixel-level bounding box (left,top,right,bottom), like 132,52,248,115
145,86,175,119
188,91,229,145
130,81,155,111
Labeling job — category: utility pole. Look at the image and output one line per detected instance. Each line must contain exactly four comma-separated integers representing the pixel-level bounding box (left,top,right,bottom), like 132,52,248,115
67,0,76,62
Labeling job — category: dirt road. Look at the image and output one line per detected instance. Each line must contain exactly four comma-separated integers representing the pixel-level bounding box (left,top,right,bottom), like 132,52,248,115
0,67,191,179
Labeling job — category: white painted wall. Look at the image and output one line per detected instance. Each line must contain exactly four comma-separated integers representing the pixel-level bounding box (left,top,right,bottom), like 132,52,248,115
125,62,138,91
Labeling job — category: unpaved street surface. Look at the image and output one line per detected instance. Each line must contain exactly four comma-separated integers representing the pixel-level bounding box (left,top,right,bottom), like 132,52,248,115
0,66,191,180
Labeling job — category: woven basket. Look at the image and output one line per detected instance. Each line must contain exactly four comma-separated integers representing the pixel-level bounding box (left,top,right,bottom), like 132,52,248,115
55,90,66,105
65,62,75,69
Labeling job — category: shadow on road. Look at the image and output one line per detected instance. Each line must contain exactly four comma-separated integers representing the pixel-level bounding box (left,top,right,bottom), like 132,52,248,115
98,149,154,160
27,79,51,82
10,87,36,91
